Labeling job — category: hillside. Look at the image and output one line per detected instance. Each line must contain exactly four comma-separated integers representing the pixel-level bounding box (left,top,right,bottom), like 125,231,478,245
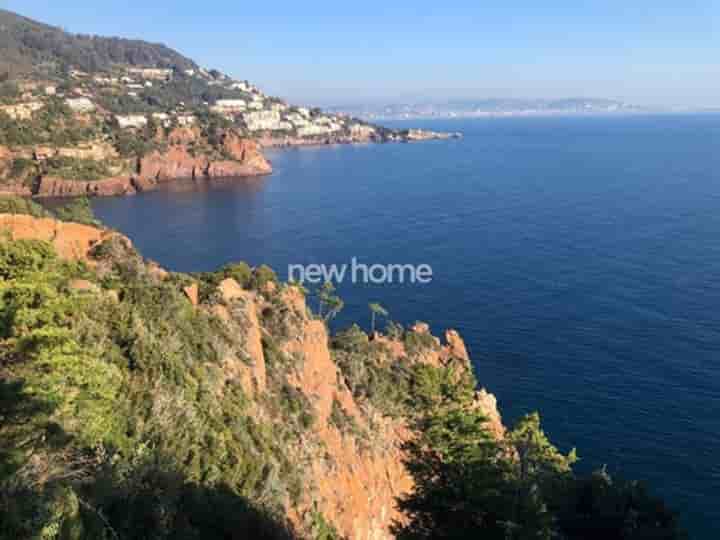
0,9,457,200
0,9,197,79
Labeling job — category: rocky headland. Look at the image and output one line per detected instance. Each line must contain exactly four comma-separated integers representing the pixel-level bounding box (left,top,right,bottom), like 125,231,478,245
0,212,501,539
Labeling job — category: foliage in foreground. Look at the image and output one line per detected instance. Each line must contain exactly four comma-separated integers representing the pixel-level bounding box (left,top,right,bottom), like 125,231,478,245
0,238,303,539
393,364,685,540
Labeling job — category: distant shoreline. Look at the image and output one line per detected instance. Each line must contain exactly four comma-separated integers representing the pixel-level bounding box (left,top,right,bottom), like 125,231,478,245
360,110,720,122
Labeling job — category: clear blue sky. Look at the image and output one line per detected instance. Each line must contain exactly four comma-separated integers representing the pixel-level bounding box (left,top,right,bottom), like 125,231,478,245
3,0,718,107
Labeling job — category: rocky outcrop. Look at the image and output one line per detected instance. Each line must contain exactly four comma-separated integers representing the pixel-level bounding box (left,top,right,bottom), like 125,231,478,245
34,175,137,197
139,146,207,181
283,313,412,540
214,278,267,395
182,282,199,307
139,136,271,181
0,213,129,262
167,126,201,145
222,132,272,174
473,388,506,440
445,329,470,362
0,131,272,198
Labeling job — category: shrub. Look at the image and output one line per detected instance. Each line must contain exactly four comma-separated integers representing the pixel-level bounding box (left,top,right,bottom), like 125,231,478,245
53,197,99,226
7,158,37,180
43,156,113,181
0,197,52,218
404,328,438,357
251,264,278,291
331,324,368,353
0,238,57,280
221,261,252,288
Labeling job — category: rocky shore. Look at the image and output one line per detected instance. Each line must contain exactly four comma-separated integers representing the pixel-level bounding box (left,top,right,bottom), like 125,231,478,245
258,128,462,148
0,126,461,199
0,131,272,198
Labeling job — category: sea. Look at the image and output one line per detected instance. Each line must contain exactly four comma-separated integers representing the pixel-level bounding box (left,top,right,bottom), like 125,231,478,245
92,114,720,538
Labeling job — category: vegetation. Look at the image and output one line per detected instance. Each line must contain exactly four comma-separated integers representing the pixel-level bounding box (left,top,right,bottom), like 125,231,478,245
0,238,322,539
43,155,115,181
316,281,343,321
368,302,388,334
394,364,685,540
0,196,52,218
53,196,99,226
0,8,197,78
331,324,414,418
0,99,102,147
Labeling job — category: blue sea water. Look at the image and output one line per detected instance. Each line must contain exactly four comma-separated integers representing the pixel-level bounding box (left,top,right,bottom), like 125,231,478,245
92,114,720,538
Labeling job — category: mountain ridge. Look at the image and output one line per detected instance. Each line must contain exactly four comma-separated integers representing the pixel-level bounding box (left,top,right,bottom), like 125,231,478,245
0,8,197,78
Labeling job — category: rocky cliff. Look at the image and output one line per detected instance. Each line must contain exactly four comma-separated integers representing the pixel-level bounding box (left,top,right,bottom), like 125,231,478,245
0,214,504,540
0,130,272,198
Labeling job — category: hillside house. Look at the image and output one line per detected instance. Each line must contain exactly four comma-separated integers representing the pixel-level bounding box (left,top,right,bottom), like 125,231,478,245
65,97,95,113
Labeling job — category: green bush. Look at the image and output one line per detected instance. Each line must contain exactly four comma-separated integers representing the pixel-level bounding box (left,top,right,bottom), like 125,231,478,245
251,264,278,291
0,238,57,280
43,156,114,181
53,197,99,226
221,261,252,288
0,197,52,218
404,327,438,357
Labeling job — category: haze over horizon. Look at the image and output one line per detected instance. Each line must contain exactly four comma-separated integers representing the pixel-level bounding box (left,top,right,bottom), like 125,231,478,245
3,0,718,109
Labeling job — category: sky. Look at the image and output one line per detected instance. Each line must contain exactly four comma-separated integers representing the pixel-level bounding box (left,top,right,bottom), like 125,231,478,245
2,0,719,108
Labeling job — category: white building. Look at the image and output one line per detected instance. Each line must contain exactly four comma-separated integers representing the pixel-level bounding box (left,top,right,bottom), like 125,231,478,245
115,115,148,129
212,99,247,112
176,115,196,126
127,68,173,81
65,97,96,113
242,110,292,131
297,125,333,137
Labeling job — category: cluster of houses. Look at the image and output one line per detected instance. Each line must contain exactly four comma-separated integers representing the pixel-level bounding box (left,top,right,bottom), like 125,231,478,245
1,65,377,140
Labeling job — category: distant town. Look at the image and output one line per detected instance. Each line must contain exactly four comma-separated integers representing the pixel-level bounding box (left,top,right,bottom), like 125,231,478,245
327,98,649,121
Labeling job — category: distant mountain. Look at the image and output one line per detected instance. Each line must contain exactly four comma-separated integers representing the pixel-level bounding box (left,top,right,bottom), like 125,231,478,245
0,9,197,79
328,98,646,120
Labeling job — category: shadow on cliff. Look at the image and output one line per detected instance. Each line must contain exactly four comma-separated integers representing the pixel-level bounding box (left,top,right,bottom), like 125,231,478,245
0,378,297,540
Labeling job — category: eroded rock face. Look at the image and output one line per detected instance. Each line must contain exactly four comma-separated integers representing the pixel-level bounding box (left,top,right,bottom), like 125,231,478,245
445,329,470,362
215,278,267,394
0,213,128,262
1,130,271,198
473,388,506,440
139,146,207,181
182,283,199,307
139,136,271,181
167,126,201,145
222,133,273,174
283,316,412,540
34,176,136,197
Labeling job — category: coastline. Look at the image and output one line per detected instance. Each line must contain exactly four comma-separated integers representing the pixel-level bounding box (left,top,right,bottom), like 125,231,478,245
0,129,461,199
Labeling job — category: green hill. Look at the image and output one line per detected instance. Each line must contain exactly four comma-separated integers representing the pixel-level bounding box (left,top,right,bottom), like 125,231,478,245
0,9,197,79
